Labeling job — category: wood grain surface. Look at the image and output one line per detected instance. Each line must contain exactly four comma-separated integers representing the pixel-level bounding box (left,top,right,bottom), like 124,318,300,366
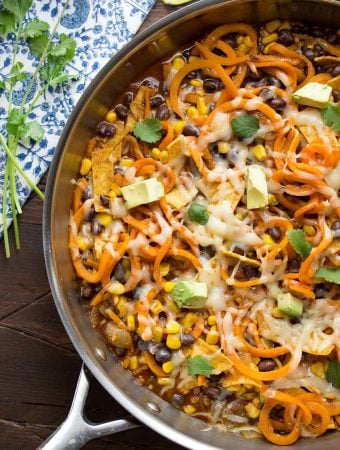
0,1,192,449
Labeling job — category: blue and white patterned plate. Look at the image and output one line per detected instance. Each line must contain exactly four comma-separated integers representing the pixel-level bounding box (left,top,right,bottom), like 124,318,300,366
0,0,155,236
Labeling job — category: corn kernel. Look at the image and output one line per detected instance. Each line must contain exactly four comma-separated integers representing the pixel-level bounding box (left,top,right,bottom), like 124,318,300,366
110,182,121,196
150,300,163,315
138,355,146,364
206,330,219,345
266,20,281,33
97,213,112,227
153,326,164,343
236,35,244,45
160,150,169,164
77,236,90,252
80,158,92,176
183,312,197,329
311,362,326,379
164,281,175,293
120,158,133,167
188,56,199,63
210,325,217,331
268,193,278,205
263,233,275,245
245,402,260,419
162,361,175,373
166,333,181,350
166,320,181,334
279,21,291,30
129,356,139,371
105,111,117,123
127,314,135,331
160,262,170,277
187,106,199,119
304,225,316,237
190,79,203,87
243,35,252,48
151,147,160,160
252,144,267,161
183,405,196,415
107,281,125,295
238,43,248,54
172,56,185,70
236,213,243,220
252,397,262,408
262,33,279,45
174,121,185,134
157,377,172,385
196,88,204,97
207,315,216,326
107,190,116,199
197,96,207,116
216,141,230,154
272,307,285,319
263,42,275,55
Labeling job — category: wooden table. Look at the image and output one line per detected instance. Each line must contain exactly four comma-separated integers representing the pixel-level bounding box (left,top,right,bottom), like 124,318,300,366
0,2,190,448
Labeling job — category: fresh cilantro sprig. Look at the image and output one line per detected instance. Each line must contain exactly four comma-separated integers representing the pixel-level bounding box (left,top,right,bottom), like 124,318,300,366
287,229,312,260
326,360,340,388
0,0,78,257
133,118,162,143
231,114,260,139
321,104,340,133
188,203,209,225
315,267,340,284
188,355,214,377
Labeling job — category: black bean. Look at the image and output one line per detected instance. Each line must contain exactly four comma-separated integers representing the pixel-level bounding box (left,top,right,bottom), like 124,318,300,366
115,104,128,120
291,24,303,33
91,218,104,235
278,29,295,46
137,339,151,352
288,258,301,273
182,47,192,59
268,227,282,241
259,88,275,101
203,78,220,93
327,34,338,44
123,92,133,106
222,35,237,48
310,27,323,38
199,244,216,258
267,76,283,88
332,220,340,238
182,125,199,137
205,387,221,399
113,262,127,284
100,194,110,208
83,205,95,222
314,284,328,299
258,359,276,372
302,47,316,61
150,95,164,109
333,90,340,103
314,44,325,57
81,284,94,299
97,121,117,137
242,264,260,279
155,347,172,364
266,97,287,111
171,393,184,408
212,47,225,57
331,65,340,77
186,70,198,80
115,347,127,357
180,333,195,346
81,185,92,202
209,373,222,382
156,104,170,120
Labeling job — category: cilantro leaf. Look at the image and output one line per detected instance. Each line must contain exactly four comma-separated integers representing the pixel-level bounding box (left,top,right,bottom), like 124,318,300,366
326,360,340,388
287,229,312,260
321,104,340,133
3,0,32,22
21,120,44,142
315,267,340,284
0,11,16,34
188,203,209,225
133,118,162,143
231,114,260,138
8,62,27,87
29,34,49,57
49,34,76,62
7,108,25,137
23,19,49,38
188,355,214,378
0,80,5,89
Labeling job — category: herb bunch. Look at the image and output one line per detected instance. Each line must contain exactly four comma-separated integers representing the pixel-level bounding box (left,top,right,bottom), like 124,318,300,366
0,0,77,257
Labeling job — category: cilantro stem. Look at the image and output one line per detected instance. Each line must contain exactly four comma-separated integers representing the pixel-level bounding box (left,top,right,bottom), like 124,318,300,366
2,164,10,258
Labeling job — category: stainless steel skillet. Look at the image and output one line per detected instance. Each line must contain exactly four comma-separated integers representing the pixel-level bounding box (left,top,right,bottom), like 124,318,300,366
42,0,340,448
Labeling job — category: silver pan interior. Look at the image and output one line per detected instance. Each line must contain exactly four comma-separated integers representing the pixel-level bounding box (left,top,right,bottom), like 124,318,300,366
43,1,340,449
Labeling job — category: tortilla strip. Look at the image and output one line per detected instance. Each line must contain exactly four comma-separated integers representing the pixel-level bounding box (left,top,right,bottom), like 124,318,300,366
92,147,114,197
193,338,232,374
222,250,261,267
126,86,148,132
222,372,262,389
327,239,340,266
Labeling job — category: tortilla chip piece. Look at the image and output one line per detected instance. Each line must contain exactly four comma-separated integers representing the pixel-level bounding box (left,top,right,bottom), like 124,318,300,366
327,239,340,266
328,75,340,91
94,237,105,259
222,250,261,267
92,147,114,197
101,120,125,160
193,338,232,374
222,372,262,390
298,125,319,143
166,184,198,210
167,135,185,161
131,86,147,120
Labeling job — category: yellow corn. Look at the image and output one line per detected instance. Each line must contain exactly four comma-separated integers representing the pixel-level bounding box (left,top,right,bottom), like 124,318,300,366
206,330,219,345
153,326,164,343
252,396,262,408
188,55,199,64
236,213,243,220
263,233,275,245
160,150,169,164
236,35,244,45
172,56,185,70
97,213,112,227
157,377,172,385
127,314,135,331
304,225,316,237
190,79,203,87
183,405,196,415
272,307,285,319
196,88,204,97
166,333,181,350
210,325,217,331
151,147,161,160
216,141,230,154
311,362,326,379
266,20,281,33
187,106,199,119
183,312,197,329
160,262,170,277
164,281,175,293
150,300,163,315
237,43,248,54
262,33,279,45
116,297,127,316
207,315,216,326
110,182,121,196
77,236,90,252
162,361,175,373
279,21,291,30
105,110,117,123
245,402,260,419
243,35,252,48
268,193,278,205
197,96,208,116
80,158,92,176
252,144,267,161
129,356,139,370
138,355,146,364
174,121,185,134
107,190,116,199
120,158,133,167
166,320,181,334
107,281,125,295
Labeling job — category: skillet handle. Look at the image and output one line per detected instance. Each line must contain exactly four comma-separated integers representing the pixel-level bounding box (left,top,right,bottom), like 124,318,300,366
38,364,139,450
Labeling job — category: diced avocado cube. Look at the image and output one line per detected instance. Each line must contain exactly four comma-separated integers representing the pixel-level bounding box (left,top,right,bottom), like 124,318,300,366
277,293,303,318
121,178,164,209
246,165,268,210
171,281,208,309
292,82,332,109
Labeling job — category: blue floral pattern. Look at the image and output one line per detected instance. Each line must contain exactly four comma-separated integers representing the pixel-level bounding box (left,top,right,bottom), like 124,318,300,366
0,0,155,236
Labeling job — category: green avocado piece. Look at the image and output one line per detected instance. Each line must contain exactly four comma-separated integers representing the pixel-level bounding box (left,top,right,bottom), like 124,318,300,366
277,293,303,318
121,178,164,209
171,281,208,309
246,165,268,210
292,82,332,109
